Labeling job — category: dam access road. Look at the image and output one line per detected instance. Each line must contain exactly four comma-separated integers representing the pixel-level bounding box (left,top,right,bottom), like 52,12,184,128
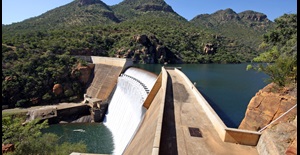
158,68,258,155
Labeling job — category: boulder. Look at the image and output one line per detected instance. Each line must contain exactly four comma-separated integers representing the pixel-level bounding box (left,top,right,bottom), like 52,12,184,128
4,76,12,81
256,119,297,155
2,144,14,154
203,43,215,54
135,35,151,47
239,83,297,131
53,84,63,95
72,63,94,84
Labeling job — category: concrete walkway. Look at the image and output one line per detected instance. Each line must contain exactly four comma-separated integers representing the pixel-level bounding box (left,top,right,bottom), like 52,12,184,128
159,69,258,155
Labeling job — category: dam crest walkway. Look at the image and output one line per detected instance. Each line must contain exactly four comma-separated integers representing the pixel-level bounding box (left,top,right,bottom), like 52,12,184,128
124,67,260,155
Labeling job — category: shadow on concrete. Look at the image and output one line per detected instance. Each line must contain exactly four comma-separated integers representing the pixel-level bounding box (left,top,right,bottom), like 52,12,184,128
159,73,178,155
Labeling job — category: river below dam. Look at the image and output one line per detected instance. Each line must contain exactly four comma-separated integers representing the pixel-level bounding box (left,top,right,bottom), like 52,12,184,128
43,63,269,154
41,123,114,154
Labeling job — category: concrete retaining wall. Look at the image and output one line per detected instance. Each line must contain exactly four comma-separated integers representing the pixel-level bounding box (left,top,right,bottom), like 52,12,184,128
75,56,133,72
143,72,162,109
174,68,261,146
225,128,261,146
90,56,132,68
152,67,168,155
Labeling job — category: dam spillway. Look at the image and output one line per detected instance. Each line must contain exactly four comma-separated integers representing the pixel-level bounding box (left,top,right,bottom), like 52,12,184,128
68,57,262,155
103,67,158,155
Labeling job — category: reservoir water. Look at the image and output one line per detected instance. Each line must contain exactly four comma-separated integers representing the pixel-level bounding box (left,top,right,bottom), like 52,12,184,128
134,63,269,128
43,63,269,153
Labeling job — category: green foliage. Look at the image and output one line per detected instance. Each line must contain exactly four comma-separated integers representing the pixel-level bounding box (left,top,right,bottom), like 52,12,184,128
263,14,297,46
253,46,280,63
248,13,297,87
2,116,87,155
190,9,274,58
2,49,85,107
54,142,87,155
261,56,296,86
2,2,273,65
1,0,280,106
2,117,49,148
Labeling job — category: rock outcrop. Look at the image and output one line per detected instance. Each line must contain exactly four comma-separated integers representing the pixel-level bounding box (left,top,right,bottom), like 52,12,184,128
256,116,297,155
239,82,297,155
72,63,95,84
116,34,181,64
239,10,269,22
203,43,215,54
53,84,63,95
135,4,174,12
239,83,297,131
2,144,14,154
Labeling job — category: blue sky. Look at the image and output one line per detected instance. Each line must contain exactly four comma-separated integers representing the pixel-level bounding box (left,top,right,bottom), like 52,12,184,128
2,0,297,25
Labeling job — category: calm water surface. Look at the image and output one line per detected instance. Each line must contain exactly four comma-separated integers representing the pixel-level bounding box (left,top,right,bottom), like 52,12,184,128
134,63,269,128
42,123,114,154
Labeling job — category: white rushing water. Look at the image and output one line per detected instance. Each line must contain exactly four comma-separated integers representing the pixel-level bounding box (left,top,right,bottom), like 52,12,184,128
103,67,157,155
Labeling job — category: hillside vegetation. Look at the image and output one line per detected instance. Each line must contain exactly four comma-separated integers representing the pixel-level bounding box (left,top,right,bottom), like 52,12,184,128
2,0,279,108
247,14,297,87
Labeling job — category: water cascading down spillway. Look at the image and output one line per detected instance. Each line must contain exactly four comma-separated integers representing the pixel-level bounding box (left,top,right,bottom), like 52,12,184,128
103,67,158,155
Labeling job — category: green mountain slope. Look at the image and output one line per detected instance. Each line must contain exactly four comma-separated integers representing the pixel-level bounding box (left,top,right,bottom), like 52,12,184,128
2,0,280,107
2,0,119,33
111,0,186,22
190,8,274,52
2,1,275,64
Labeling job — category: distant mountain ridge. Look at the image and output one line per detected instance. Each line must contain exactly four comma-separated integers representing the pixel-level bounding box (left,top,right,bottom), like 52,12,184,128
2,0,275,64
3,0,120,32
190,8,274,52
191,8,272,30
111,0,186,21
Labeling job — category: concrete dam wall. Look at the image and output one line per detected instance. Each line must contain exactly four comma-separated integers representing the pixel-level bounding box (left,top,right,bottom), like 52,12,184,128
85,64,123,100
69,57,261,155
83,56,133,101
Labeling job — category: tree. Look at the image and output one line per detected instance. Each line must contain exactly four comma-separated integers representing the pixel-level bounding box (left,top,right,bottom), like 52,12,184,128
247,13,297,87
2,116,87,155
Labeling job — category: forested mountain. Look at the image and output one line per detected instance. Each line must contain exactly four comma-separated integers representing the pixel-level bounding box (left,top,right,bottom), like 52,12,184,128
2,0,274,64
2,0,279,107
111,0,186,22
190,8,274,53
2,0,119,33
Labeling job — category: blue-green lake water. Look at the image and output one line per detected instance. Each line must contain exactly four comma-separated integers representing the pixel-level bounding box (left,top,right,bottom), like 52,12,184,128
134,63,269,127
43,63,269,153
42,123,114,154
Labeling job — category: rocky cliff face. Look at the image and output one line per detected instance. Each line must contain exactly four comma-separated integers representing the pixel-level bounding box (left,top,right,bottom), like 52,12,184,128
191,8,272,28
115,34,181,64
239,83,297,131
257,116,297,155
239,82,297,154
238,10,269,22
